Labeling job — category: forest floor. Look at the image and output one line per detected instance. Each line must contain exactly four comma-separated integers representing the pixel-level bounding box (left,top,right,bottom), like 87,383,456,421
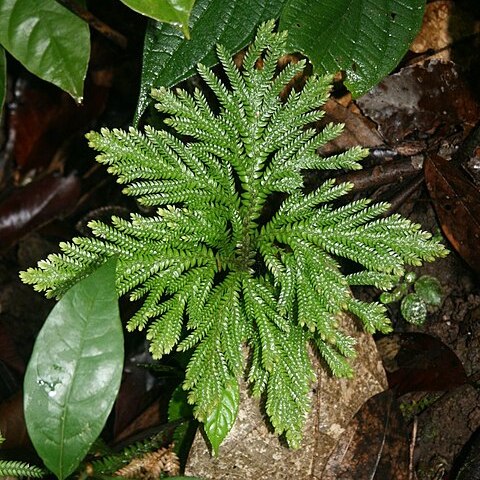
1,1,480,479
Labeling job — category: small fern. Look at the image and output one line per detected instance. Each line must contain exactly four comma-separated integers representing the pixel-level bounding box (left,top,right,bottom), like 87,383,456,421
0,460,46,478
21,21,447,452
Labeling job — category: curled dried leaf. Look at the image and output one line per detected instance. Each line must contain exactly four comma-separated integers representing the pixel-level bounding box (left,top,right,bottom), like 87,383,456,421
115,444,180,479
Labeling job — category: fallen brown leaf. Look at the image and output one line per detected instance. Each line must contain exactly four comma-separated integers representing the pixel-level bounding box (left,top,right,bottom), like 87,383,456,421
377,332,467,395
319,98,385,155
0,173,81,251
425,154,480,274
322,390,409,480
357,61,480,146
410,1,480,54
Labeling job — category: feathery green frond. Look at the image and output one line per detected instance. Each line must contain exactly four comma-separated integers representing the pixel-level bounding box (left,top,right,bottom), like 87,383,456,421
0,460,46,478
0,433,45,478
20,21,448,452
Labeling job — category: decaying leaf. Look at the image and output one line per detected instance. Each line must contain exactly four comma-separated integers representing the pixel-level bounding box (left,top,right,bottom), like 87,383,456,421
376,332,467,395
115,444,180,479
357,60,480,146
185,313,387,479
322,390,409,480
425,154,480,274
113,352,163,440
7,71,110,173
0,323,24,375
0,173,81,251
410,1,480,53
114,400,163,443
319,98,385,155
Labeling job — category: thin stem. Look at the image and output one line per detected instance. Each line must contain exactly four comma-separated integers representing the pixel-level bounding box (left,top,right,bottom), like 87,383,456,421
56,0,128,49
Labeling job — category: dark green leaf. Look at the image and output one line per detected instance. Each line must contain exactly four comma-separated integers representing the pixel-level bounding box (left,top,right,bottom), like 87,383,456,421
203,379,239,455
168,385,196,466
0,0,90,101
401,293,427,326
379,283,407,304
279,0,425,97
414,275,443,307
0,46,5,114
168,385,193,421
134,0,286,123
24,258,123,480
119,0,196,38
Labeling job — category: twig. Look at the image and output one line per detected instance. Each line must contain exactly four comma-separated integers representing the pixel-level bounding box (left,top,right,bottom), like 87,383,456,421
385,174,424,215
56,0,128,49
409,416,418,480
335,157,423,193
369,148,402,159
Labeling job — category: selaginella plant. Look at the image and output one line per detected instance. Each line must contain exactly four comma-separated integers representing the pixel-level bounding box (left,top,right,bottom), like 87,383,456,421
21,21,447,453
0,432,45,478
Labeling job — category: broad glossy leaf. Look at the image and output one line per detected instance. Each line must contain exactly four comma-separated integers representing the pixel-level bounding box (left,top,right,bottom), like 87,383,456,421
0,0,90,101
119,0,195,38
203,379,239,455
0,46,5,113
24,258,123,480
279,0,425,98
134,0,286,123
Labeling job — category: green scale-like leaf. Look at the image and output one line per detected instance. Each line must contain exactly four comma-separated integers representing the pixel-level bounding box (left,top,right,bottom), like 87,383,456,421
21,21,448,452
0,460,45,478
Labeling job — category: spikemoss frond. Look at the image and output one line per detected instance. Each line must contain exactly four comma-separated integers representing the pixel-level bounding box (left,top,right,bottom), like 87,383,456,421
20,21,448,451
0,460,46,478
0,433,45,478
